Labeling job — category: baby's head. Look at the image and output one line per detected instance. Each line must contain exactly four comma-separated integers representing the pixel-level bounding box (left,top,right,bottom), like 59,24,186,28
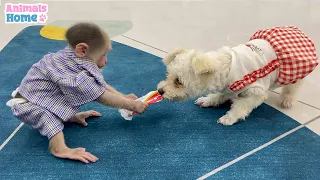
65,22,111,69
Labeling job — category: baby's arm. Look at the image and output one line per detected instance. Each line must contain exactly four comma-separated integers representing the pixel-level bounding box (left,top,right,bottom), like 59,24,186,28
104,84,138,100
97,90,148,114
104,83,123,96
57,71,145,112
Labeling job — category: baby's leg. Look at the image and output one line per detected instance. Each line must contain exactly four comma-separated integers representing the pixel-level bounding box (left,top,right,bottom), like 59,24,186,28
195,93,232,107
49,131,98,164
218,87,267,125
11,102,98,163
11,102,64,139
279,80,304,108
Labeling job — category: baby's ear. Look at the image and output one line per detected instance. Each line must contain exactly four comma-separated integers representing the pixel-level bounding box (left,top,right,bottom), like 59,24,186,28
191,54,216,76
163,48,185,65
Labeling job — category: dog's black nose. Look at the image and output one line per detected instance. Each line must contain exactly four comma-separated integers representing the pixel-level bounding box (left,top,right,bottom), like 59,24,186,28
158,88,165,95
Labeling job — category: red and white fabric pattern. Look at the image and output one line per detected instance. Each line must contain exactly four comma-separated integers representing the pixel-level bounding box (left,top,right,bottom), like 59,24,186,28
229,26,319,92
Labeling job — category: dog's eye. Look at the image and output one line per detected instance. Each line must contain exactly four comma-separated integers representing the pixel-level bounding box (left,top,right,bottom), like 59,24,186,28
174,78,182,86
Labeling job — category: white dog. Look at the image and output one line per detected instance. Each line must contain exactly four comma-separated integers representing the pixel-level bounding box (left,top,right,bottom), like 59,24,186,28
157,26,318,125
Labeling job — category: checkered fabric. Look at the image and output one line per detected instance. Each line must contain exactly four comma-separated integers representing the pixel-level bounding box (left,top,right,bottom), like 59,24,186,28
229,26,319,92
12,102,65,139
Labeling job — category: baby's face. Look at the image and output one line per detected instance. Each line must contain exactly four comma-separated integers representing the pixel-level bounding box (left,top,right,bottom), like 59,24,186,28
95,44,111,69
97,53,107,69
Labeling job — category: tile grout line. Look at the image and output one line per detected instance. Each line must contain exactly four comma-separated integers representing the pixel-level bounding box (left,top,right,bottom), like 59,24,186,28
120,35,168,53
0,122,24,151
270,90,320,111
196,115,320,180
120,35,320,111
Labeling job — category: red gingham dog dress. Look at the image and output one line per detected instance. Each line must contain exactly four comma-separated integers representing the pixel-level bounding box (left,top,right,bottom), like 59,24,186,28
228,26,319,92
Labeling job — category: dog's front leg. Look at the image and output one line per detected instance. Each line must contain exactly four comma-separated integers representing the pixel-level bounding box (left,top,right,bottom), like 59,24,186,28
195,93,232,107
218,87,267,126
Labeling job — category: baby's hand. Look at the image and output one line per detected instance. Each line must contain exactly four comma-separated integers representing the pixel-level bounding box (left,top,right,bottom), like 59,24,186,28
125,93,138,100
133,101,149,114
70,110,101,126
52,147,98,164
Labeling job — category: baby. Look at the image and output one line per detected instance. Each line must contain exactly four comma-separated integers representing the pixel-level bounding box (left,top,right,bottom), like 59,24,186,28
6,22,149,164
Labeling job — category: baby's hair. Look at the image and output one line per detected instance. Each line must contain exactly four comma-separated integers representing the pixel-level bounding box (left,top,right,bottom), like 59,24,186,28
65,22,110,54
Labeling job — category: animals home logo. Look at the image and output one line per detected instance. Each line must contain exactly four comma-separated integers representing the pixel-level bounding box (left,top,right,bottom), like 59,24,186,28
4,3,48,24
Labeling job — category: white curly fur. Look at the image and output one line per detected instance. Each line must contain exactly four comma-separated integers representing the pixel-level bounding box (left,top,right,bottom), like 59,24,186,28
157,46,304,126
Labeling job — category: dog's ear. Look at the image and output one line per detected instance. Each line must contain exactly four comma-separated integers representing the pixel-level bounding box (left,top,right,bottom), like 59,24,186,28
217,46,233,59
191,54,215,75
163,48,185,65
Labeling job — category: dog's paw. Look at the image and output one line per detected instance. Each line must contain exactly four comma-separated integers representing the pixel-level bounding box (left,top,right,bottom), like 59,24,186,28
217,115,238,126
279,96,293,108
195,96,215,107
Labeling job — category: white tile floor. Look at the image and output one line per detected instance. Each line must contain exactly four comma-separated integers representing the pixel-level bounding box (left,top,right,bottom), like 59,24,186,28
1,0,319,134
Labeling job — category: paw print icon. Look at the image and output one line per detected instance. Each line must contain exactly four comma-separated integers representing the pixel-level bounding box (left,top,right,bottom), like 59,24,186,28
38,14,47,23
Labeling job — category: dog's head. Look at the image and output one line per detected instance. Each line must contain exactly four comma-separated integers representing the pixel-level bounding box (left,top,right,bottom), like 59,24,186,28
157,47,231,101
